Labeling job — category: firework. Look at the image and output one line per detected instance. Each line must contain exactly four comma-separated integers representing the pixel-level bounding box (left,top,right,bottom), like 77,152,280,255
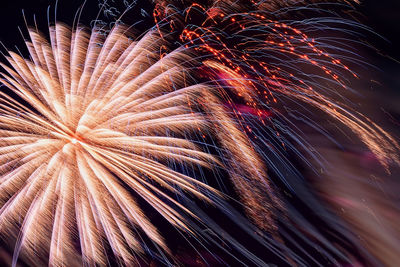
0,22,285,265
0,0,399,266
154,0,399,167
151,0,400,265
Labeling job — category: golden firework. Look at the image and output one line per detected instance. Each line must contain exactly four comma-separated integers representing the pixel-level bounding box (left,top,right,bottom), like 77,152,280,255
0,23,280,266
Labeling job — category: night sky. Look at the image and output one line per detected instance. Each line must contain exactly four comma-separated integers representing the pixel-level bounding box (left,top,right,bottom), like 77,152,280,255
0,0,399,266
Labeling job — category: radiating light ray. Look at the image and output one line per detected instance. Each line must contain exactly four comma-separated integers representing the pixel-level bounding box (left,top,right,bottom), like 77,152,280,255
0,22,286,265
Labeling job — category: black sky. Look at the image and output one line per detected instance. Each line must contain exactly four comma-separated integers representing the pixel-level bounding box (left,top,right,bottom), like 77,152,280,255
0,1,399,265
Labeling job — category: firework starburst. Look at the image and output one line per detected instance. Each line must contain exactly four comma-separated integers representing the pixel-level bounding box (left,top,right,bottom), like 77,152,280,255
0,22,279,265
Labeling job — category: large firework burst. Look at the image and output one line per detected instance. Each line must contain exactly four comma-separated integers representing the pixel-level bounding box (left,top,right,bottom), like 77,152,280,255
0,20,286,265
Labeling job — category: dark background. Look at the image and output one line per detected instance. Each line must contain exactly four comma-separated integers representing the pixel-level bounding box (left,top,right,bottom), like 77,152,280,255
0,0,399,265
